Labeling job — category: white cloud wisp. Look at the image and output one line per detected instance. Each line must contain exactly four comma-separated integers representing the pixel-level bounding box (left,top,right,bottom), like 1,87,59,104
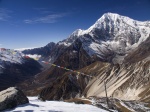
0,8,12,21
24,13,66,24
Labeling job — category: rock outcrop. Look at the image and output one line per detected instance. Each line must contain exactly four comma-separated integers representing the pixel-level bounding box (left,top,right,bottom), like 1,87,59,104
0,87,28,111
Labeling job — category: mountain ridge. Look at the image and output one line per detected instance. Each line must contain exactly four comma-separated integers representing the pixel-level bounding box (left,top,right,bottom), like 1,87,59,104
19,13,150,103
22,13,150,64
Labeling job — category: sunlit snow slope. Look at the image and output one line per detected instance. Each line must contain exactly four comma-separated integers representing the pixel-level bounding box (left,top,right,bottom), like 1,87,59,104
6,97,108,112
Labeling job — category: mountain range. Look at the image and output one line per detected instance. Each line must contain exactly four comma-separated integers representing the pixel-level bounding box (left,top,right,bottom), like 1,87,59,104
20,12,150,99
23,12,150,63
1,12,150,111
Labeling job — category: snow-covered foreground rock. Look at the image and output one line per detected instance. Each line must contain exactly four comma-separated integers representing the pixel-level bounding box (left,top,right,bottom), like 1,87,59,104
6,97,108,112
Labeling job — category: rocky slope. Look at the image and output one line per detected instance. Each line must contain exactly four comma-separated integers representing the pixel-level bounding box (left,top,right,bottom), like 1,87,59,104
83,35,150,101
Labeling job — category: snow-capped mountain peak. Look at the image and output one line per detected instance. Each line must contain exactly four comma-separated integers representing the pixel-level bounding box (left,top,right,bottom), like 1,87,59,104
99,12,121,22
26,13,150,64
63,13,150,45
87,12,149,34
55,13,150,63
60,13,150,62
89,13,136,31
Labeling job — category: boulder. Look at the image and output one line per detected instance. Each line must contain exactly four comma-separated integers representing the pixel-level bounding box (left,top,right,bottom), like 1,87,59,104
0,87,29,111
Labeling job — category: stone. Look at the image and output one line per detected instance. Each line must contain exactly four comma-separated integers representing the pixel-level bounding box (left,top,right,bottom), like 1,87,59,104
0,87,29,111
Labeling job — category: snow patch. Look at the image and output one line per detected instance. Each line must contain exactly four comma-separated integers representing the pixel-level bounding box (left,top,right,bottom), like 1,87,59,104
6,97,108,112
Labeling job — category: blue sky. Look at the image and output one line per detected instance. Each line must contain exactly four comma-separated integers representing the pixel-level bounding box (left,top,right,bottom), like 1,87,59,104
0,0,150,49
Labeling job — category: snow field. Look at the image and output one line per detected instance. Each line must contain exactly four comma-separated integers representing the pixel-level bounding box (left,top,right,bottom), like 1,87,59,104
6,97,108,112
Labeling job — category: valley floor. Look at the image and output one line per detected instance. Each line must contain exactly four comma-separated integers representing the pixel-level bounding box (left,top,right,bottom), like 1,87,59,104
5,97,108,112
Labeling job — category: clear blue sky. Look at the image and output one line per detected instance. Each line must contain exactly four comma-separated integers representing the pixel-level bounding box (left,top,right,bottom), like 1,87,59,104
0,0,150,49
